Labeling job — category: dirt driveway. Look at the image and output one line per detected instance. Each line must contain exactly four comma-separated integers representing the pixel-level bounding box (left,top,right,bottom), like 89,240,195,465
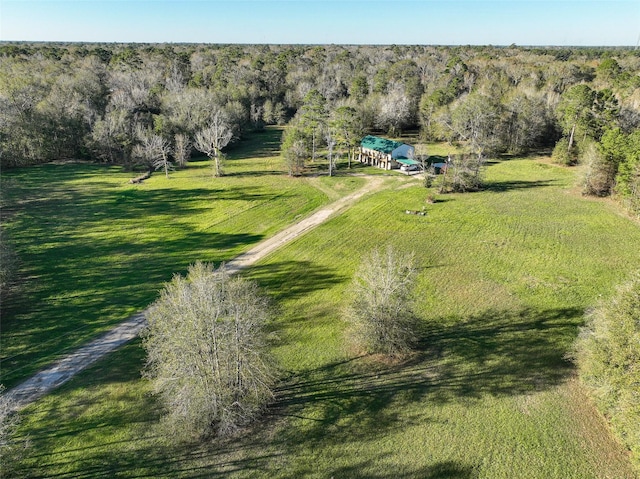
7,175,386,410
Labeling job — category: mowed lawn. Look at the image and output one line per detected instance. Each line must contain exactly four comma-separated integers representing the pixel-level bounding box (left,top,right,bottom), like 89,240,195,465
10,152,640,478
0,127,365,388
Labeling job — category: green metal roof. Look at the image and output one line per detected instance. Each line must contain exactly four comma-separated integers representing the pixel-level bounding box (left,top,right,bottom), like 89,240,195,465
360,135,403,154
396,158,420,165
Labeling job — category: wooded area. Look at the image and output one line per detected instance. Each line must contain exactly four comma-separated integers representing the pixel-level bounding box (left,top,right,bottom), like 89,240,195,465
1,43,638,212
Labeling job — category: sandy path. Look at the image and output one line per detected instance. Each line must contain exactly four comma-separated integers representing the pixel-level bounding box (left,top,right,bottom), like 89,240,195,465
7,175,385,410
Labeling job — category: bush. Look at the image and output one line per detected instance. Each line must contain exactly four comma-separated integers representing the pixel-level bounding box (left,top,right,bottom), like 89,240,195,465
581,140,616,197
345,246,420,356
0,385,22,477
142,262,276,440
552,137,579,166
573,274,640,468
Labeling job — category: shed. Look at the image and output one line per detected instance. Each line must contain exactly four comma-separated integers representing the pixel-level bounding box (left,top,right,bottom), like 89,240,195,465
358,135,415,170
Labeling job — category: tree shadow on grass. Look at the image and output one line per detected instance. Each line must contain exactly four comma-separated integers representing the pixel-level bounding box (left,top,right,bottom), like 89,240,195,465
483,179,558,193
15,306,583,478
321,460,479,479
272,306,582,442
247,260,348,302
226,127,283,160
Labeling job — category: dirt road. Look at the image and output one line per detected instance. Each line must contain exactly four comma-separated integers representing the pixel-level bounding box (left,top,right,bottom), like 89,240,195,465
7,175,385,410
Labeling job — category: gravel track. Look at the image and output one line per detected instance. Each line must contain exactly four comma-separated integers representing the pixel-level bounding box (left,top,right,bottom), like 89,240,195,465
7,176,385,410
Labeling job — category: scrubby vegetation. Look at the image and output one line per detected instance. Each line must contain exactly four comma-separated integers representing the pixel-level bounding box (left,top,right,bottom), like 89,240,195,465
573,274,640,468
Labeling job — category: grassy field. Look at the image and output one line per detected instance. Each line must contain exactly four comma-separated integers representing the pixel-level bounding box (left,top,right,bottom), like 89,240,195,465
0,127,365,388
6,139,640,477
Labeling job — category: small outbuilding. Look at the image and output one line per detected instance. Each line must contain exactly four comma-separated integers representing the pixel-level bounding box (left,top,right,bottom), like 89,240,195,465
358,135,415,170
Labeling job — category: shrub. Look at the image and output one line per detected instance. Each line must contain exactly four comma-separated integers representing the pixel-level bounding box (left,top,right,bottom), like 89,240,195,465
573,274,640,468
552,137,578,166
0,385,22,477
345,246,420,356
581,140,616,197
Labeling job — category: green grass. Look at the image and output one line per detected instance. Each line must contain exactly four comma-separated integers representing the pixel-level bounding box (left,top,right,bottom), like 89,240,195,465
8,146,640,477
0,127,365,388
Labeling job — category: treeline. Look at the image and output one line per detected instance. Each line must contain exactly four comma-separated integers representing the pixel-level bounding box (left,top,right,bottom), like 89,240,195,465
1,43,639,207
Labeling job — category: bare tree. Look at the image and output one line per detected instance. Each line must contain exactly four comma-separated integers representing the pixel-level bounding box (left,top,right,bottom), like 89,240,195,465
173,133,191,168
377,82,412,136
194,110,233,177
449,92,505,162
142,262,276,440
134,128,173,178
325,131,337,177
345,246,420,356
437,154,484,193
281,121,309,177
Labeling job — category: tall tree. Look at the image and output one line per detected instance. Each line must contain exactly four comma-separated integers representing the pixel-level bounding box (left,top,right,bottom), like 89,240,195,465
194,109,233,177
376,82,413,136
173,132,191,168
281,121,309,177
614,130,640,215
556,84,597,151
330,105,363,169
298,89,327,162
325,131,336,177
142,262,276,440
450,92,506,161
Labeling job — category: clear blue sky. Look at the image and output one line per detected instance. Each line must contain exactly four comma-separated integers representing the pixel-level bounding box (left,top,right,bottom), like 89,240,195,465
1,0,638,46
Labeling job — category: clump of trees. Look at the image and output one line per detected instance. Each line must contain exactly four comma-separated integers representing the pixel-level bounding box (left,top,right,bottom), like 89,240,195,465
437,154,485,193
345,246,420,357
573,273,640,468
142,262,276,440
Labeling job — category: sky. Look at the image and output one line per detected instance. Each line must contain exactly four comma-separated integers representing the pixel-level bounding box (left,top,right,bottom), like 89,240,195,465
1,0,639,46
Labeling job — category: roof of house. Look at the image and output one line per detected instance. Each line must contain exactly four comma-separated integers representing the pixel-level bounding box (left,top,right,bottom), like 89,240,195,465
396,158,420,165
360,135,404,154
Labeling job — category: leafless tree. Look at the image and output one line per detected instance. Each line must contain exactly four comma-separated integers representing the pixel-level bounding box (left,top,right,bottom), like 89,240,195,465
194,110,233,177
0,385,23,477
325,131,337,177
173,133,191,168
142,262,276,440
345,246,420,357
134,128,173,178
377,82,412,136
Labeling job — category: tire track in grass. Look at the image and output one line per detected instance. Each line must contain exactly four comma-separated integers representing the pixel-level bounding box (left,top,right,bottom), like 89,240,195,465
6,176,386,410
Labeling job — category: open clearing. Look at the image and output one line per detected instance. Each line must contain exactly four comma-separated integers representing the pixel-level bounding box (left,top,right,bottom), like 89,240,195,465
0,128,364,388
6,174,385,409
4,135,640,478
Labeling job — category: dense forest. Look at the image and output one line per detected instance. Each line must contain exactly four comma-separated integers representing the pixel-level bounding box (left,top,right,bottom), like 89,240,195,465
0,43,639,212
